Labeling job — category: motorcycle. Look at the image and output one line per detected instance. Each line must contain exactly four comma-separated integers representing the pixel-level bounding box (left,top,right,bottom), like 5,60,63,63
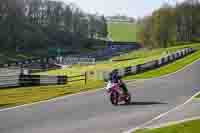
105,81,131,105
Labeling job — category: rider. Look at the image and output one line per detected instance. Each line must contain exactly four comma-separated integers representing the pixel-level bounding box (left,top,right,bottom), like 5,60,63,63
109,69,128,95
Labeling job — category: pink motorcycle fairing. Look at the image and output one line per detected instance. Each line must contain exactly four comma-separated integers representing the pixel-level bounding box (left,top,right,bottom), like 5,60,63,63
107,83,122,94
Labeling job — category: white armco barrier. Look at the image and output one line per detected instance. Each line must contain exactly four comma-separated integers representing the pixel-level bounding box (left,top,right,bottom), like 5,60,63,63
174,53,178,59
164,56,169,63
0,68,21,76
186,48,188,53
177,50,180,55
40,76,58,84
178,51,182,56
125,67,132,74
37,59,41,63
118,69,125,77
182,49,186,56
169,55,174,61
0,76,19,87
172,53,176,59
140,61,157,70
131,66,137,74
101,48,194,80
176,51,180,58
185,48,189,54
158,58,163,66
181,50,184,56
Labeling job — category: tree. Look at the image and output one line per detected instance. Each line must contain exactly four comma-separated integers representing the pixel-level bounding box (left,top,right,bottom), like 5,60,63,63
53,1,64,27
88,15,97,38
99,16,108,38
137,3,176,48
28,0,41,24
0,0,115,59
79,16,89,38
63,5,73,32
152,4,176,47
1,0,26,50
176,1,193,42
137,16,154,48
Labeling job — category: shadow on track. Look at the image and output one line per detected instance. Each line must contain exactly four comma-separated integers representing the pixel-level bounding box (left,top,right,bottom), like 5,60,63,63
119,101,167,106
0,104,11,109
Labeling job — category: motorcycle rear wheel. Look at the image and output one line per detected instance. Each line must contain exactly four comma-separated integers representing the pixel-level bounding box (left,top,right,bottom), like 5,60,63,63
110,92,119,106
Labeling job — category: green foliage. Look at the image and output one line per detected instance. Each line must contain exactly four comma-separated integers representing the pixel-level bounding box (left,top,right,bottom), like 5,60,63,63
137,4,176,48
137,0,200,48
0,0,108,57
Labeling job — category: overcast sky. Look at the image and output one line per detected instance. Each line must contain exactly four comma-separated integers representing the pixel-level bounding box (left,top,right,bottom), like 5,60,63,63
60,0,185,17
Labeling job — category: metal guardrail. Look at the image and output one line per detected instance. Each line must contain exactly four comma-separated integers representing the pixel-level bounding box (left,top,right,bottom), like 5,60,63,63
0,72,88,88
97,48,195,81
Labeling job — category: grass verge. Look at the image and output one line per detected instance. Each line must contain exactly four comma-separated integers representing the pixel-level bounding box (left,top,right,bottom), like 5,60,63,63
134,119,200,133
195,93,200,98
0,80,104,108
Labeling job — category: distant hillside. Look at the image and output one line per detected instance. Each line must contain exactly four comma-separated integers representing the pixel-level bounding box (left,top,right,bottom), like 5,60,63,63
108,22,138,42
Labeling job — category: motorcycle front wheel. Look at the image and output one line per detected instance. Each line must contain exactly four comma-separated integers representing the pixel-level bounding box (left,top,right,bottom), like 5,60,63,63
124,93,131,104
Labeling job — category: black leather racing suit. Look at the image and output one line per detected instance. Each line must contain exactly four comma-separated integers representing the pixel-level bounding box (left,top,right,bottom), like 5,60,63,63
109,72,128,94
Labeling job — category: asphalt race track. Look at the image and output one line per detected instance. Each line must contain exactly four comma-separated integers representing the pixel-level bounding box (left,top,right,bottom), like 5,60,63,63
0,60,200,133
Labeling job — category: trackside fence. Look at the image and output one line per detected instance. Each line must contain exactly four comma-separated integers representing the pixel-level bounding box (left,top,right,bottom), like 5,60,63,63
0,72,88,88
66,72,87,84
97,48,195,81
0,48,195,88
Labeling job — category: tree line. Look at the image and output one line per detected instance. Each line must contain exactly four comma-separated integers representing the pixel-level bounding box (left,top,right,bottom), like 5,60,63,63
0,0,108,54
137,0,200,48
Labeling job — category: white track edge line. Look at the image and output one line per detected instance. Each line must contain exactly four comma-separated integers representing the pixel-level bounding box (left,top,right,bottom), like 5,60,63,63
123,91,200,133
146,116,200,130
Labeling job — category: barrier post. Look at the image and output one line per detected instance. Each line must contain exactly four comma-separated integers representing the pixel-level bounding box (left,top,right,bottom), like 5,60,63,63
66,75,68,84
85,72,87,84
64,72,68,84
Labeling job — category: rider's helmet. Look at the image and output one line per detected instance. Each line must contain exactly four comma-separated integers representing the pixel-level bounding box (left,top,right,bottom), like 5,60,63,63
112,69,118,75
109,69,119,83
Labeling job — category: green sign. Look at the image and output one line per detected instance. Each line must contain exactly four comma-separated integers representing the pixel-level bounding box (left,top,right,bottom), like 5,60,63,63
48,48,64,56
